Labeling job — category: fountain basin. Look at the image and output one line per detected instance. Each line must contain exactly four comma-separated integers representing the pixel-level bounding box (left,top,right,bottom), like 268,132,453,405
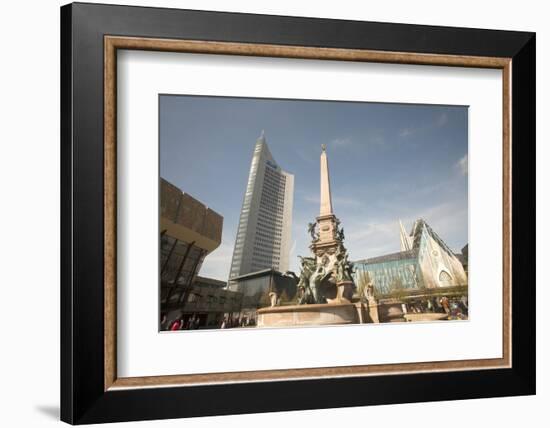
404,313,449,322
257,303,359,328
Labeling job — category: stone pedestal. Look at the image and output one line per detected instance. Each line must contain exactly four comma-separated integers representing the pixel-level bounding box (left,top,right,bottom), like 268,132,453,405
378,303,406,322
404,313,449,322
367,297,380,323
257,303,359,328
326,281,354,303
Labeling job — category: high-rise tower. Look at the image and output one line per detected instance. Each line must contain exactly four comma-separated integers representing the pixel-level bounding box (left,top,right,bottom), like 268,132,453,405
314,143,339,249
228,132,294,283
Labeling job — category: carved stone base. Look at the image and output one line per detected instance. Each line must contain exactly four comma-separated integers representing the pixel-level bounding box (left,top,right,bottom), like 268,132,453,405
257,303,359,328
404,313,449,322
367,297,380,323
326,281,354,303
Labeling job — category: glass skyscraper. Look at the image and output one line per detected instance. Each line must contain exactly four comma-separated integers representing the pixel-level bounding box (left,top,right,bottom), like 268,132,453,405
228,132,294,283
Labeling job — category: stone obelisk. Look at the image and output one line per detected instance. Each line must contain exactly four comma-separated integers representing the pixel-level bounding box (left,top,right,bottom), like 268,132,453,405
309,144,355,302
320,144,333,216
314,144,339,250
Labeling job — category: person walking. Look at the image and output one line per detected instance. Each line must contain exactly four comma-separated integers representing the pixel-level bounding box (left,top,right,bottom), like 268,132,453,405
169,316,183,331
160,313,168,330
440,296,450,314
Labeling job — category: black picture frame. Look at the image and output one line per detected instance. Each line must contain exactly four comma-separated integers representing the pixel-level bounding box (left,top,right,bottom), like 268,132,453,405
61,2,535,424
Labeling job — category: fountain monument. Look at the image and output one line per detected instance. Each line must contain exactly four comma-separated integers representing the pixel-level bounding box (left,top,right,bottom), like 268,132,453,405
256,145,361,327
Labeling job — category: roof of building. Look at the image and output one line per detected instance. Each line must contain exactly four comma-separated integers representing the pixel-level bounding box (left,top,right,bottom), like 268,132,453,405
410,219,456,258
454,253,465,264
160,178,223,251
354,218,464,266
194,276,227,288
354,249,417,265
230,268,290,281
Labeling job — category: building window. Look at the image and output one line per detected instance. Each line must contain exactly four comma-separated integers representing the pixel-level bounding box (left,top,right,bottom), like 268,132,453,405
439,270,453,287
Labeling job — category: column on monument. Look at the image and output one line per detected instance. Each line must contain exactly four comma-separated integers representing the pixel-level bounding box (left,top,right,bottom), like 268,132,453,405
320,145,333,216
317,145,337,244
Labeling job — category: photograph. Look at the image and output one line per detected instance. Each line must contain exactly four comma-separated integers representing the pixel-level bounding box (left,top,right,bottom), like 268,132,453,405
159,95,469,331
54,2,537,424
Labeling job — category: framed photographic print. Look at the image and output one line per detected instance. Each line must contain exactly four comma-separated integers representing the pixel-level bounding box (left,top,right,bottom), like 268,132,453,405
60,2,536,424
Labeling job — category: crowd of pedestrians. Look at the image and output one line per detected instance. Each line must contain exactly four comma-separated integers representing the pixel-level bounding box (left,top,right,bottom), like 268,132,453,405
160,313,257,331
220,316,255,329
401,295,468,319
160,314,201,331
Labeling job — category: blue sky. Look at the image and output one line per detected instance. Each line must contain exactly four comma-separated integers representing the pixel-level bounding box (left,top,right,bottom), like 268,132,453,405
160,95,468,280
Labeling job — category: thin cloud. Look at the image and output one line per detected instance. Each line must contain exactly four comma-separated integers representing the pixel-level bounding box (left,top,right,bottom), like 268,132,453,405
330,137,353,148
436,112,449,127
294,147,316,164
290,240,297,257
199,240,234,281
399,112,450,138
342,199,468,261
329,133,387,153
366,135,385,147
334,196,361,207
399,128,414,138
456,154,468,176
304,195,360,207
304,195,320,204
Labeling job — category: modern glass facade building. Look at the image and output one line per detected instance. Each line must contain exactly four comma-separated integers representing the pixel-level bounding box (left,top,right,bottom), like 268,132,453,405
355,250,422,295
228,132,294,284
354,219,468,297
228,269,298,323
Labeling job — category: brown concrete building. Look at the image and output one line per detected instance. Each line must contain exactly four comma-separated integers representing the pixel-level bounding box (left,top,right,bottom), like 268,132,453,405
160,178,242,329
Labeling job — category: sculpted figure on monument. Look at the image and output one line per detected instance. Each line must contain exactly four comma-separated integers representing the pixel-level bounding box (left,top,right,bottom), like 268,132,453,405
343,253,354,282
334,246,354,283
307,222,319,241
297,255,335,304
336,257,346,283
336,226,345,242
268,291,280,307
296,256,316,304
364,280,377,309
